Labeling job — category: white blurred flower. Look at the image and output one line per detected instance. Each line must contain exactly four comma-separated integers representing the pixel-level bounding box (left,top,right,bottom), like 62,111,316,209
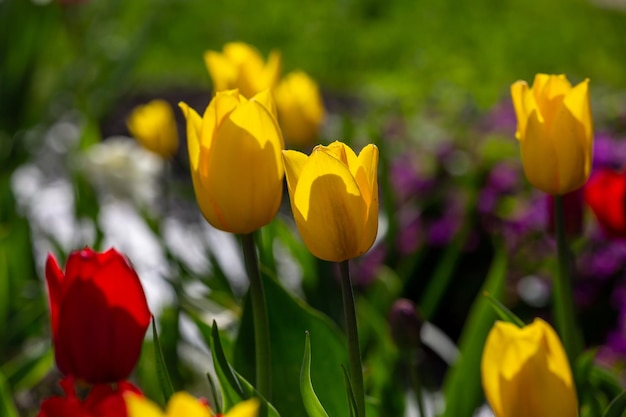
79,137,163,207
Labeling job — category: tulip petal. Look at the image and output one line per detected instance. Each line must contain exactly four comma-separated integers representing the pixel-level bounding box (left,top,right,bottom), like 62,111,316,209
166,392,212,417
549,93,589,194
563,79,593,152
251,89,279,123
520,109,560,194
226,399,260,417
283,149,309,197
178,102,202,172
204,99,283,233
204,51,237,92
511,81,529,140
125,393,164,417
356,144,379,252
292,148,367,261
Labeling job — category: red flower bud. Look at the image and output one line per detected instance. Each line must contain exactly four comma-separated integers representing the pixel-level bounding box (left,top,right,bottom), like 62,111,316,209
45,248,151,384
38,377,141,417
584,168,626,238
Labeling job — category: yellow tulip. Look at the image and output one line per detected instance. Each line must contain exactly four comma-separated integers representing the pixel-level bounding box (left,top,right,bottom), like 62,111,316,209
179,89,284,234
125,392,259,417
511,74,593,195
481,318,578,417
126,99,179,159
282,141,378,262
204,42,281,99
274,71,326,148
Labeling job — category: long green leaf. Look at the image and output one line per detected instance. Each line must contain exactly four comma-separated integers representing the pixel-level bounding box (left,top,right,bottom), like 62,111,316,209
482,291,524,328
210,321,246,408
152,318,175,402
442,244,508,417
603,390,626,417
300,332,330,417
0,371,17,417
341,365,357,417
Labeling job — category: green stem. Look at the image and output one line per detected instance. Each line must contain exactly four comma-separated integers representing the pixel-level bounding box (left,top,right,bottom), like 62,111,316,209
339,261,366,417
553,195,582,365
241,233,272,400
408,351,427,417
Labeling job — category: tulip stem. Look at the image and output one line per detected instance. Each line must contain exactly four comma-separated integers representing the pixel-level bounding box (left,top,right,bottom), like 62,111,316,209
553,196,583,365
408,352,427,417
241,233,272,401
339,261,366,417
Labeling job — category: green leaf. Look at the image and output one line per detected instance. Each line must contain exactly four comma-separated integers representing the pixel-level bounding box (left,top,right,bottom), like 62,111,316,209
441,244,508,417
300,332,330,417
0,371,17,417
603,390,626,417
151,318,175,403
210,321,281,417
482,292,524,328
209,321,245,409
234,273,350,417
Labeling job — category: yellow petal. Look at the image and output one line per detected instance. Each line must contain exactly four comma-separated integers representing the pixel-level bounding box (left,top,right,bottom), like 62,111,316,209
356,144,379,253
283,149,309,198
520,109,560,194
204,98,283,233
204,51,237,92
166,392,212,417
225,399,260,417
535,75,572,128
125,393,165,417
178,102,203,173
563,79,593,151
251,89,279,126
291,148,366,262
262,49,282,89
511,81,529,140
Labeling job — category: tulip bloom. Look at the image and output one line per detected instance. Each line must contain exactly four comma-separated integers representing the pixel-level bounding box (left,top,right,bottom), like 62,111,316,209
584,168,626,237
179,89,284,234
38,377,141,417
127,99,179,159
283,141,378,262
45,248,151,384
481,318,578,417
204,42,281,98
125,392,259,417
511,74,593,195
274,71,326,148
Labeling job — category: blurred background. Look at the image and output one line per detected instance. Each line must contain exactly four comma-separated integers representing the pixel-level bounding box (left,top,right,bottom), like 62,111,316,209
2,0,626,415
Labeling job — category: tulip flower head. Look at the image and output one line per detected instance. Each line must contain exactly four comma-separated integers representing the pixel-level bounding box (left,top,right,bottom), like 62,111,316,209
283,141,378,262
127,99,179,159
274,70,326,148
38,377,141,417
511,74,593,195
584,168,626,238
125,392,259,417
204,42,281,98
45,248,151,384
481,318,578,417
179,89,284,234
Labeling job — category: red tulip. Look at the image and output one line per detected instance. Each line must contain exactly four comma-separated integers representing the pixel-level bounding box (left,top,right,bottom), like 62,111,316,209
584,169,626,238
45,248,151,384
38,377,141,417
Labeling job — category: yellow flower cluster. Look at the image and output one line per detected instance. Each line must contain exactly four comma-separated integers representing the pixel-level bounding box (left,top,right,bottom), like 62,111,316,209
205,42,325,148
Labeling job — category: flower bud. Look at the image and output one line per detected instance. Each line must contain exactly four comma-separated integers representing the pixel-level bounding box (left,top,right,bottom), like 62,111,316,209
282,141,379,262
204,42,281,98
511,74,593,195
481,318,577,417
584,168,626,237
179,89,284,234
388,299,423,351
274,71,326,148
45,248,151,384
127,99,179,159
125,392,259,417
